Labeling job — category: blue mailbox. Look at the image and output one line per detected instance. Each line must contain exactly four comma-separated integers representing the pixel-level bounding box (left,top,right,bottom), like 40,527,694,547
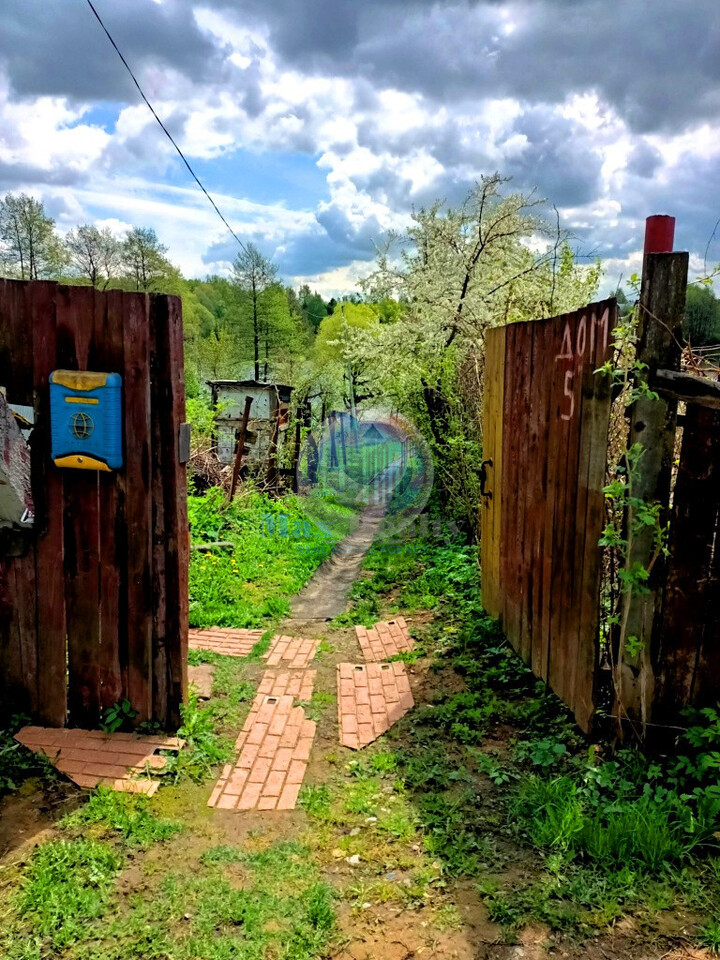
49,370,123,471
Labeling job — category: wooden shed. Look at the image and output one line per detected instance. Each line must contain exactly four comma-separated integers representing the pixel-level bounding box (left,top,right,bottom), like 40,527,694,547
208,380,294,468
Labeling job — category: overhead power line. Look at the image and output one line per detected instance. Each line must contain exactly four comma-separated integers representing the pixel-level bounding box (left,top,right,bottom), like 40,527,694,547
84,0,249,255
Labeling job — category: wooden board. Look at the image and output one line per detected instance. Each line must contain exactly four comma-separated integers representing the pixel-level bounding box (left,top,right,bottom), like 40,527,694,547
482,300,616,732
480,327,505,618
654,405,720,721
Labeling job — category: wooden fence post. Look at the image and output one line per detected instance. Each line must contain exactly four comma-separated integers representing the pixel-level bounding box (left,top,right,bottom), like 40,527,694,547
229,396,253,501
614,225,688,737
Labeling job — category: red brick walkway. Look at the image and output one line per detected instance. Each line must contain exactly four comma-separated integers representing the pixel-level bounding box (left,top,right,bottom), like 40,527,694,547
208,692,316,811
337,662,414,750
15,726,184,795
258,669,316,702
355,618,413,661
188,627,263,657
264,635,320,669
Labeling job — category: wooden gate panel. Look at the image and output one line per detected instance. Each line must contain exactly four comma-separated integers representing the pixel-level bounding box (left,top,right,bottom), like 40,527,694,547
482,299,616,732
0,278,187,729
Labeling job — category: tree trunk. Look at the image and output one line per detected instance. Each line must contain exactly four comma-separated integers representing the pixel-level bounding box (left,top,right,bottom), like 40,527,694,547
253,281,260,380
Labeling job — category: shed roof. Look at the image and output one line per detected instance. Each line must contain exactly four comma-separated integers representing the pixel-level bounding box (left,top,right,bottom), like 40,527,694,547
207,379,294,393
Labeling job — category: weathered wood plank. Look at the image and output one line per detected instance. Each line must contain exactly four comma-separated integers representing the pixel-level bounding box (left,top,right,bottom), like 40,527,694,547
122,291,153,723
163,295,189,727
93,288,124,712
0,278,34,404
573,301,616,732
481,328,505,617
57,285,102,727
654,405,720,720
652,369,720,411
29,281,67,727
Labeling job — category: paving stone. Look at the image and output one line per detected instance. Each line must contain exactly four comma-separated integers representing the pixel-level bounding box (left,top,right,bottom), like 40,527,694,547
355,618,414,661
188,663,215,699
257,669,316,701
337,662,414,749
188,627,263,657
264,635,320,669
208,691,317,812
14,726,184,793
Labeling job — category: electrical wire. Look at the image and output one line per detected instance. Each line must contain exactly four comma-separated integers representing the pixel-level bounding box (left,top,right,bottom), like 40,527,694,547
84,0,249,256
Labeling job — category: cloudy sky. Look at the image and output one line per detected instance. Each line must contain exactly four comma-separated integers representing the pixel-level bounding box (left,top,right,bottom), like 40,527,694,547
1,0,719,294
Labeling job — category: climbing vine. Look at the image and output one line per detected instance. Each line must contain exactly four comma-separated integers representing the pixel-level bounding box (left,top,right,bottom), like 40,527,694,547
596,292,670,706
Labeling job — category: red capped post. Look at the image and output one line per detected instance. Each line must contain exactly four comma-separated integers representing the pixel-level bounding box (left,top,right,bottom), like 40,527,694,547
643,215,675,254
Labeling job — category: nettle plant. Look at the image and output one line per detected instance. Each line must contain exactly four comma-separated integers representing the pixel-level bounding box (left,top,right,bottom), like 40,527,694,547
596,293,669,661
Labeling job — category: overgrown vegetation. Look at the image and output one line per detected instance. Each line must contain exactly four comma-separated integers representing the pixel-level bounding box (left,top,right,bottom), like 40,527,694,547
0,720,57,798
335,529,720,945
188,485,355,627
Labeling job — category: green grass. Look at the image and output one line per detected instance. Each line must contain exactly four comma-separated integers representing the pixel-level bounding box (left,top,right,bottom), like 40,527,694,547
0,836,337,960
347,524,720,944
1,838,123,956
298,691,336,723
188,486,356,628
59,788,181,847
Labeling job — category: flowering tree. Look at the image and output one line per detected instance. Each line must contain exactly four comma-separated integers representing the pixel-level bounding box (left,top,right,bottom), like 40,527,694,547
353,174,601,531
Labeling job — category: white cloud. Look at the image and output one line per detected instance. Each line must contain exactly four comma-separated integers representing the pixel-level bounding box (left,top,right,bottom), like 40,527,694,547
0,1,718,292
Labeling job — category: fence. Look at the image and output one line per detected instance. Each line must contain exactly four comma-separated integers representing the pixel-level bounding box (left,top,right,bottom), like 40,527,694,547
0,279,188,729
481,299,617,732
482,249,720,738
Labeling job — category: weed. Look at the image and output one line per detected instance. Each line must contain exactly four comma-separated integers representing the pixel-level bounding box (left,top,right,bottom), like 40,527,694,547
200,844,243,864
188,487,353,628
369,751,399,774
99,698,138,733
162,694,233,783
299,691,336,723
12,838,122,950
700,920,720,954
299,784,334,819
0,724,56,797
473,751,516,786
60,788,181,847
513,738,568,768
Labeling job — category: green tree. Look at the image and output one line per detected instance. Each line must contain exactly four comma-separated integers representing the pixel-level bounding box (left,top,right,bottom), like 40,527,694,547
66,224,122,289
355,174,600,531
315,302,380,412
298,285,328,330
231,243,278,381
0,192,67,280
122,227,172,292
684,284,720,345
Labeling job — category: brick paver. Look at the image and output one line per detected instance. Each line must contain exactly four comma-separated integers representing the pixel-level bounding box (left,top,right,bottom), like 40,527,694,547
188,627,263,657
355,618,414,661
337,661,414,750
258,669,316,702
264,635,320,669
188,663,215,699
15,726,184,795
208,692,316,811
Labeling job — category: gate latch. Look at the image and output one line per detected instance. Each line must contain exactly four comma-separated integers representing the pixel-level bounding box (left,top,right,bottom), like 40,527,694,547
480,459,493,499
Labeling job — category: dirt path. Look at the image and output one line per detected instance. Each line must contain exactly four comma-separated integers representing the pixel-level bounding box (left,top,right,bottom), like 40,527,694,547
290,460,402,621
